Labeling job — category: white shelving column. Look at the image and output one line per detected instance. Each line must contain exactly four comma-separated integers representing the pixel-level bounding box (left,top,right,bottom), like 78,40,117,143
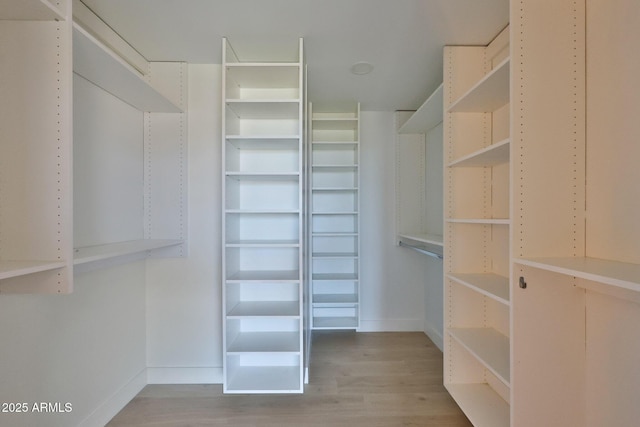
71,1,187,272
443,26,511,427
0,0,73,293
222,38,305,393
309,103,360,330
396,84,444,259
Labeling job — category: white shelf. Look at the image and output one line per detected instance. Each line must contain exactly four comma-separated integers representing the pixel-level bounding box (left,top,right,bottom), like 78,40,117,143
1,0,65,20
448,57,510,113
227,332,300,353
312,252,358,258
398,240,443,259
313,294,359,305
226,209,300,214
446,218,510,225
312,165,358,170
312,141,358,145
312,232,358,237
226,135,300,141
312,187,358,191
398,83,444,134
398,233,444,247
225,365,301,394
312,118,359,130
225,63,300,88
226,270,301,282
312,211,358,215
449,139,510,168
227,301,300,318
225,172,299,181
0,260,67,281
449,328,510,386
226,138,300,155
226,100,300,119
312,273,358,281
72,24,182,113
225,239,299,248
446,384,510,427
73,239,183,266
313,316,359,329
516,256,640,294
447,273,510,305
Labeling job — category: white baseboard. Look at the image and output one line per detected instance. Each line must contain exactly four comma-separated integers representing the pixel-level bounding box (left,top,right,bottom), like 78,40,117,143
358,318,423,332
423,321,444,352
146,367,223,384
78,369,146,427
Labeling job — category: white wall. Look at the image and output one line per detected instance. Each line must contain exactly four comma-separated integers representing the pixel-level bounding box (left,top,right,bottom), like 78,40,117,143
423,122,444,349
145,64,222,383
0,264,147,427
359,111,426,331
0,75,148,427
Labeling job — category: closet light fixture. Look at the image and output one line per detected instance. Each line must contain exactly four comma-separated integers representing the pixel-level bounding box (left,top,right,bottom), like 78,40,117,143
350,61,374,75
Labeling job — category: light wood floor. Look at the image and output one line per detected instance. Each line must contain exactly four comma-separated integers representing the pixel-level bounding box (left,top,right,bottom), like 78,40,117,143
107,332,471,426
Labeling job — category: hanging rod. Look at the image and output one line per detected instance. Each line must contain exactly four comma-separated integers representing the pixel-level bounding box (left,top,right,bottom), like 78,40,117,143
399,240,443,260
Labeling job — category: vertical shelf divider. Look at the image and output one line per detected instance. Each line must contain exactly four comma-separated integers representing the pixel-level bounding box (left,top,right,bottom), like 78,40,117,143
443,25,511,427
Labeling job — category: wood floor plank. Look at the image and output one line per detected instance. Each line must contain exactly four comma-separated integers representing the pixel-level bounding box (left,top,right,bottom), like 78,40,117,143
107,332,471,427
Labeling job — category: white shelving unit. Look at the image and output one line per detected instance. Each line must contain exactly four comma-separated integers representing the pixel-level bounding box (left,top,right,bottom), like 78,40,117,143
309,103,360,330
72,2,187,268
508,2,640,424
443,24,511,426
72,24,182,113
396,85,444,259
442,2,640,425
0,0,73,294
222,38,305,393
0,0,186,293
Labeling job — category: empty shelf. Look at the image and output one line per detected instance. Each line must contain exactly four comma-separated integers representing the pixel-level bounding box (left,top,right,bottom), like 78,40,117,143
446,383,510,427
226,100,299,119
312,273,358,281
227,331,300,353
398,83,444,134
448,58,510,113
313,316,358,329
225,63,300,89
227,301,300,318
73,24,182,113
225,239,300,248
74,239,183,265
447,273,510,305
516,256,640,294
398,233,443,247
226,270,301,282
225,365,301,394
0,260,66,281
313,294,359,305
449,139,510,168
449,328,510,386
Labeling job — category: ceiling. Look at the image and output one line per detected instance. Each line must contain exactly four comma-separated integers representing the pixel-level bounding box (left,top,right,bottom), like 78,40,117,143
81,0,509,111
